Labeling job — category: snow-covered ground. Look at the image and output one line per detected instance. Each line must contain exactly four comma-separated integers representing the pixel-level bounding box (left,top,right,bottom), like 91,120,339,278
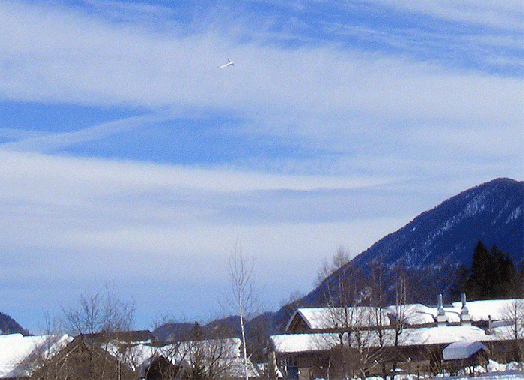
355,361,524,380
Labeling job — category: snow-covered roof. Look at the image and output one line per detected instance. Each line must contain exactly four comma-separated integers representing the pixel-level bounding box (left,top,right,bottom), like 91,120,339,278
443,341,488,360
386,304,436,326
414,299,523,325
271,333,340,354
271,324,514,354
399,325,491,346
0,333,71,378
110,337,252,376
289,307,391,331
450,299,522,322
288,299,523,332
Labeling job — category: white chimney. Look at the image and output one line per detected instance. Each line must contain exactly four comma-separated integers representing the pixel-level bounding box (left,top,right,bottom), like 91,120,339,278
460,293,471,326
436,294,447,326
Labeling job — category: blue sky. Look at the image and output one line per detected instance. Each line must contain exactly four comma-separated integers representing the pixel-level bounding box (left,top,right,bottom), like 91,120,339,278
0,0,522,333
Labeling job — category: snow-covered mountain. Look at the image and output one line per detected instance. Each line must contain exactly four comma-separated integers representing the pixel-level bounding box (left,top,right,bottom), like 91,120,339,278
351,177,523,270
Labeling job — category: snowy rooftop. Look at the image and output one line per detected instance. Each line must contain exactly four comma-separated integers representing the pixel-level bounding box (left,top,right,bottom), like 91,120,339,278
271,333,340,354
443,341,488,360
288,299,523,332
450,299,522,322
289,307,391,331
0,333,71,378
271,324,515,354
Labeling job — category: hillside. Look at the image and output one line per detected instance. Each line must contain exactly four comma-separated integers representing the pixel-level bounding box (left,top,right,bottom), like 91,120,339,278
350,177,523,269
274,178,523,329
0,312,29,336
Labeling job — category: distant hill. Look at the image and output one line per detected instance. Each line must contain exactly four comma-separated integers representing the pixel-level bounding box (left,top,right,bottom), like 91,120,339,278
0,311,29,335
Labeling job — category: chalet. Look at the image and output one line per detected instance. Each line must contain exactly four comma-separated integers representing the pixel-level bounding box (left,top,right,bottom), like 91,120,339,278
30,334,137,380
0,333,70,379
269,297,524,379
133,337,260,380
442,341,489,375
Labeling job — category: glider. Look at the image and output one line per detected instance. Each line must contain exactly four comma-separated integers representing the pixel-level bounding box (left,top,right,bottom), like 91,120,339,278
219,59,235,69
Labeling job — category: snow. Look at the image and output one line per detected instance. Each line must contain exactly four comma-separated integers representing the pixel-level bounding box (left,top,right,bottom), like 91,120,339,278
442,341,487,360
271,324,499,354
271,333,339,354
388,304,436,325
290,307,391,331
0,333,71,378
292,300,522,331
357,361,523,379
450,299,521,322
399,325,490,346
110,337,259,377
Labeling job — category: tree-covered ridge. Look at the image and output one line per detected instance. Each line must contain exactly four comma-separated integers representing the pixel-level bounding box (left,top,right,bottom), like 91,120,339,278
0,311,29,335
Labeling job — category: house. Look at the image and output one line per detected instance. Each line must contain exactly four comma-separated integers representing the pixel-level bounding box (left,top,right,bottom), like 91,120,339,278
442,341,489,375
30,334,137,380
269,296,524,379
134,337,260,380
0,333,70,379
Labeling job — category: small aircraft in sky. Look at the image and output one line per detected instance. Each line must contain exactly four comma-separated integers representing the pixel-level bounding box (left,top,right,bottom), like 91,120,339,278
219,59,235,69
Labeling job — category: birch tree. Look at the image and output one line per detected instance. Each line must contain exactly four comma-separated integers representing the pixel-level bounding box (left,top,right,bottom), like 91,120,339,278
229,246,256,380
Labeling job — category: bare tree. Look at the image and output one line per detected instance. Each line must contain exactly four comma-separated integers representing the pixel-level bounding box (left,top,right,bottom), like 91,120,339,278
45,287,137,380
228,244,257,380
316,246,351,287
62,288,135,335
501,298,524,364
143,334,243,379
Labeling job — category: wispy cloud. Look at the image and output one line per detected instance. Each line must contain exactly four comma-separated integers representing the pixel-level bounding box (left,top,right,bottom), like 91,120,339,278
0,114,160,153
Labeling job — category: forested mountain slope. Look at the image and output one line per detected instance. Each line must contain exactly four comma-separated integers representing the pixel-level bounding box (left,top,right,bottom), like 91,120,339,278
276,178,523,329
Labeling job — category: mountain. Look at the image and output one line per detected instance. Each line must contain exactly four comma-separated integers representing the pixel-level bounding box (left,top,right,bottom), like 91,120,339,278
300,178,523,311
350,177,523,269
0,311,29,335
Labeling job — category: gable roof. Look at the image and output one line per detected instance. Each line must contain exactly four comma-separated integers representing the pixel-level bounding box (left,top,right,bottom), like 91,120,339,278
271,323,513,355
0,333,71,378
286,299,523,332
287,307,391,332
443,341,488,360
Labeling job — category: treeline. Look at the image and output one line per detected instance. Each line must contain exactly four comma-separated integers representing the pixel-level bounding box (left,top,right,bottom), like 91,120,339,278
453,240,524,300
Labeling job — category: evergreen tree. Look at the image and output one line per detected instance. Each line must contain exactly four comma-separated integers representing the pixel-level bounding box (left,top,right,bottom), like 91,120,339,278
491,245,515,296
454,240,516,300
468,240,494,299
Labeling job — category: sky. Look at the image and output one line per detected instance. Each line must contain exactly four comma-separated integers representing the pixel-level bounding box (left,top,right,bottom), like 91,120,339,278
0,0,522,334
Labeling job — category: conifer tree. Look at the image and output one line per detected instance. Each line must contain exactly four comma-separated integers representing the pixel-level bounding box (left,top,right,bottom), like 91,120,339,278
468,240,494,299
454,240,516,300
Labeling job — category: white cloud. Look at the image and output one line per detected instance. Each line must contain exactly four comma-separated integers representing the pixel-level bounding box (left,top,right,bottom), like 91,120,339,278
368,0,524,31
0,114,161,153
1,1,521,124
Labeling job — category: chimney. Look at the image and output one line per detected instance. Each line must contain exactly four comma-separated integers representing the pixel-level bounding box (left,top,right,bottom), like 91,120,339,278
486,315,493,335
436,294,447,326
460,293,471,326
